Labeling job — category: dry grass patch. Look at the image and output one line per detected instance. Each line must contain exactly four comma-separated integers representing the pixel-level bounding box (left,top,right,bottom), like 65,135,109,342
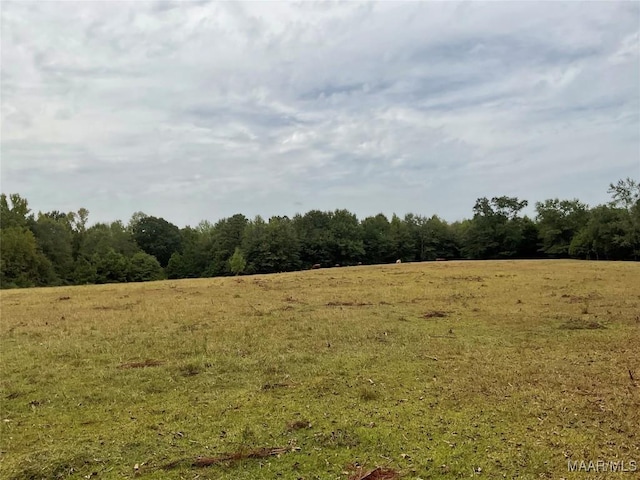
1,260,639,479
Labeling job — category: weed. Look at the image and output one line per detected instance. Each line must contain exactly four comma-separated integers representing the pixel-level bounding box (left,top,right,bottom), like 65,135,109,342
559,318,606,330
359,386,380,401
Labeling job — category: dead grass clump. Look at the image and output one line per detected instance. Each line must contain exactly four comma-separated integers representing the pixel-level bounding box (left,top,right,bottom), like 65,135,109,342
179,362,202,376
326,301,371,307
286,420,312,431
359,386,380,401
57,296,71,301
194,446,292,467
422,311,447,318
94,304,134,311
561,292,602,303
346,464,400,480
163,446,296,470
559,319,606,330
314,430,360,448
262,382,291,390
118,359,163,369
448,275,484,282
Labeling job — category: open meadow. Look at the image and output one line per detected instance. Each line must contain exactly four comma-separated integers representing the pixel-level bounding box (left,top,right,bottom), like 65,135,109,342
1,260,639,479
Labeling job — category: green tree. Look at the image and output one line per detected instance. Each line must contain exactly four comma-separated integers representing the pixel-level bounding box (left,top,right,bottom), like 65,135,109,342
72,257,97,284
390,214,415,262
265,216,301,271
228,247,247,275
0,193,33,229
535,199,589,257
607,178,640,259
130,214,182,267
243,216,301,273
31,213,75,283
127,252,164,282
414,215,461,260
608,177,640,210
207,214,248,275
293,210,334,267
173,223,217,278
361,214,393,264
241,216,269,274
329,209,364,265
389,213,416,262
0,227,55,288
92,248,130,284
166,252,186,279
570,205,633,260
462,196,528,259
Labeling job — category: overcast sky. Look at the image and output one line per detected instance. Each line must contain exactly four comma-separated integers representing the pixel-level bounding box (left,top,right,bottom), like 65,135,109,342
2,1,639,227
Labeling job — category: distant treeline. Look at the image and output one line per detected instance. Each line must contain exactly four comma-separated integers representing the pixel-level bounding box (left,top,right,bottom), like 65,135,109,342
1,178,638,288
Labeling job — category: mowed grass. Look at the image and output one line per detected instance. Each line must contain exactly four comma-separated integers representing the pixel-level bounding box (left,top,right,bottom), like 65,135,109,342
1,260,639,480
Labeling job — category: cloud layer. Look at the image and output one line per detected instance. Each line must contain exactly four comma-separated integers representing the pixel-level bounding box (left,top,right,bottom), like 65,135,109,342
2,1,638,226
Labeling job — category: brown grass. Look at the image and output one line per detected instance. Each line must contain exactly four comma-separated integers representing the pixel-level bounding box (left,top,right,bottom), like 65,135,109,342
1,260,639,479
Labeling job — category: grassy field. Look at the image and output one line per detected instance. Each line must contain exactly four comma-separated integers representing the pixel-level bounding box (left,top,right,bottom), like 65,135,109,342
1,260,639,479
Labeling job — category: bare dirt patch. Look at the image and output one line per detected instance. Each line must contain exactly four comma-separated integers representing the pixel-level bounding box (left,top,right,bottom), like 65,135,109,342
118,359,163,369
422,311,448,318
163,446,297,470
326,301,372,307
261,382,292,391
346,464,400,480
286,420,312,431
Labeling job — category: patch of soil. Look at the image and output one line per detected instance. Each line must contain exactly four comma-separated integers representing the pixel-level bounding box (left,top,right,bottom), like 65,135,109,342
94,303,136,311
447,275,484,282
346,464,400,480
262,382,291,390
118,359,164,369
326,301,372,307
57,296,71,301
286,420,312,431
422,311,448,318
561,292,602,303
163,446,296,470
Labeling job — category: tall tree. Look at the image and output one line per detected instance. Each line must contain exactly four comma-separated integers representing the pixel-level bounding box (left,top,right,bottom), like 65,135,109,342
463,196,528,259
535,199,589,257
31,213,75,284
166,225,214,278
207,214,248,275
607,178,640,259
361,214,393,264
414,215,461,261
228,247,247,275
0,227,56,288
127,252,164,282
293,210,334,267
329,209,364,265
0,193,33,229
130,214,182,267
570,205,632,260
241,216,269,274
390,214,415,261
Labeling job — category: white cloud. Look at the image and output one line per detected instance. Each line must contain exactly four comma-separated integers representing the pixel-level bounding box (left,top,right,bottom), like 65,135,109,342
1,0,638,226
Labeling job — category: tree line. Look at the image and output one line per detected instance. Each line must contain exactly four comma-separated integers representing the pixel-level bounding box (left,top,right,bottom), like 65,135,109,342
1,178,638,288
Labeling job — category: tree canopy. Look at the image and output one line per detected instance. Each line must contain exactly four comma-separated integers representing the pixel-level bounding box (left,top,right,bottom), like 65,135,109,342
1,179,637,288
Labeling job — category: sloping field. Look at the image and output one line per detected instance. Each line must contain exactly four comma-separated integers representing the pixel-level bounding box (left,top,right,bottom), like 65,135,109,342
1,260,638,479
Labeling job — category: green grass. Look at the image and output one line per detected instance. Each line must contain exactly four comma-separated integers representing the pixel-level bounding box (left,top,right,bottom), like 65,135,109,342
1,260,639,479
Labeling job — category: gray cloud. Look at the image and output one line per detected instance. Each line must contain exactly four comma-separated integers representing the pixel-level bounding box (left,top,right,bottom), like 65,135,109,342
1,1,638,226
